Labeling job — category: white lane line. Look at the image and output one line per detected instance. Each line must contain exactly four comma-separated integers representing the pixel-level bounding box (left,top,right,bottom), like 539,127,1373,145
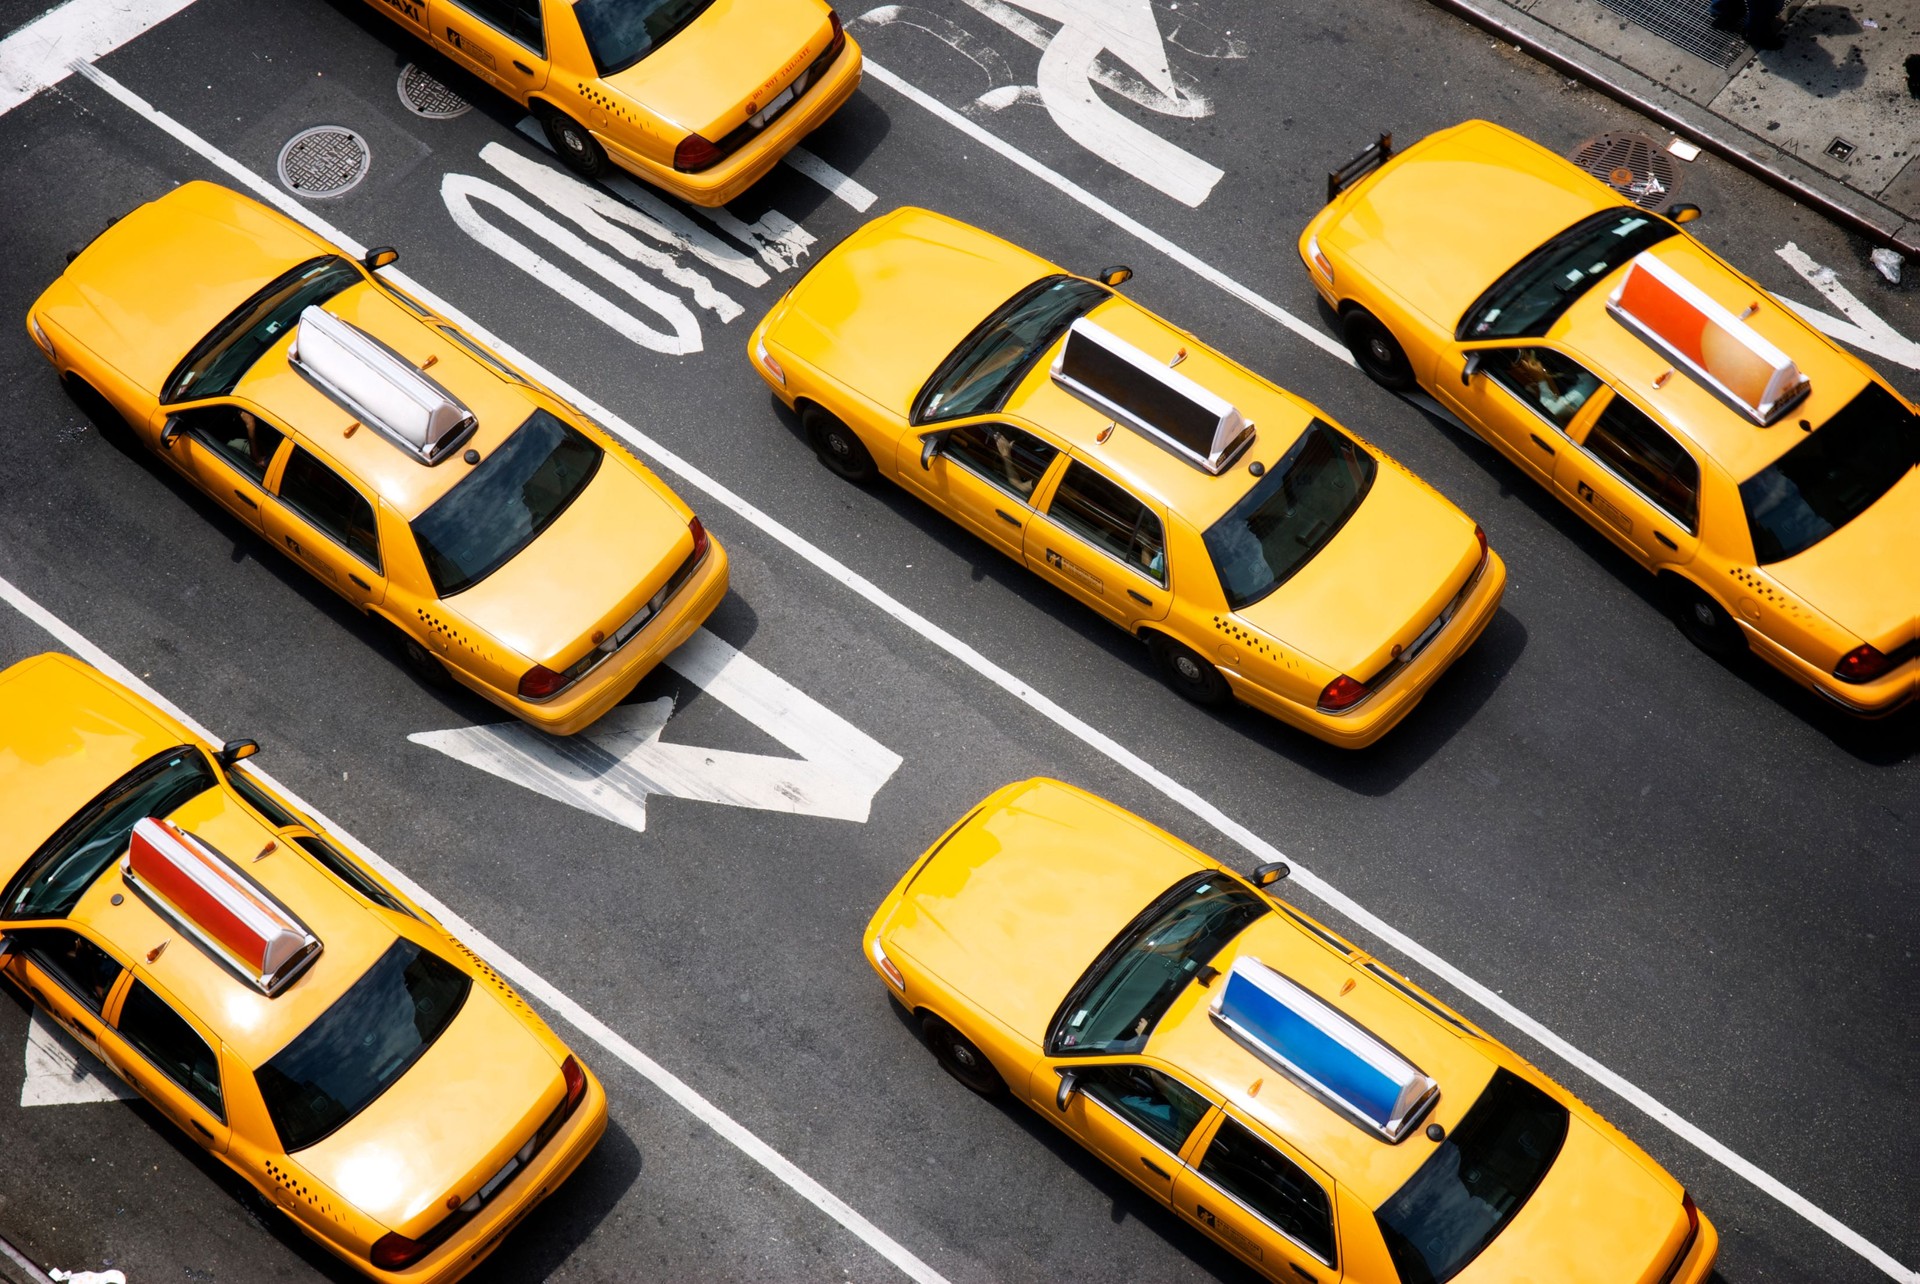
861,57,1353,366
0,0,197,117
62,61,1917,1284
784,145,878,211
0,567,950,1284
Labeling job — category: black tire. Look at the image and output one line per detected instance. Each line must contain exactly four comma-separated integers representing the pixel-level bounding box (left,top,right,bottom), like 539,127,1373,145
1668,579,1747,659
920,1015,1004,1097
62,375,136,448
393,624,455,690
1148,633,1232,707
803,405,878,483
538,106,612,179
1342,309,1416,391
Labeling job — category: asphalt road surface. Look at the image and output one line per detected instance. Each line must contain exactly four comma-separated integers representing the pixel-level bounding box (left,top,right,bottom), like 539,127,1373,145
0,1,1914,1282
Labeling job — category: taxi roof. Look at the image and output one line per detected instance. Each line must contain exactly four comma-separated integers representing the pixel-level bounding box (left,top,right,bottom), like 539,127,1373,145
1005,297,1325,529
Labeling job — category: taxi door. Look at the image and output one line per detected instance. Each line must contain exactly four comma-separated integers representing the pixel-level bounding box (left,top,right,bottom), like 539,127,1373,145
1553,388,1702,570
1436,342,1605,487
1026,457,1174,630
100,975,232,1154
263,445,388,610
1034,1060,1217,1207
428,0,551,98
897,420,1065,562
150,401,289,533
0,925,128,1063
1173,1109,1343,1283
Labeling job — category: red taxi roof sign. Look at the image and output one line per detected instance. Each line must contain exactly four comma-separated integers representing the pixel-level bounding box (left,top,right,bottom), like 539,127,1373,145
1607,252,1809,425
122,816,321,996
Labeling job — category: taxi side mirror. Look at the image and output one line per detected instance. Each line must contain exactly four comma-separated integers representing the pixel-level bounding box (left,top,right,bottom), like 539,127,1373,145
363,246,400,271
1460,351,1484,386
160,418,185,450
919,431,948,471
1667,204,1701,225
1099,265,1133,287
1250,861,1291,887
1055,1068,1080,1111
216,738,259,767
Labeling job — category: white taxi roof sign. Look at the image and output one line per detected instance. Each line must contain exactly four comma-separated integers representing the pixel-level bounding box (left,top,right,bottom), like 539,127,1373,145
1051,318,1255,474
289,305,476,464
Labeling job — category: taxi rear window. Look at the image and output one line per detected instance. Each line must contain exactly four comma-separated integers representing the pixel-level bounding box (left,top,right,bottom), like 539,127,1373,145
575,0,720,76
255,938,470,1151
1203,420,1377,609
1739,382,1918,564
1458,210,1674,341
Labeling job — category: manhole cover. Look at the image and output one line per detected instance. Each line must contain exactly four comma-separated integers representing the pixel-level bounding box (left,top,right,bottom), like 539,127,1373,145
1568,132,1679,210
398,63,470,119
277,126,370,197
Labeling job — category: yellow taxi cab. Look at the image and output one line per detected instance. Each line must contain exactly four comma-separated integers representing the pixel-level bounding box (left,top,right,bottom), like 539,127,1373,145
865,778,1718,1284
361,0,861,206
747,209,1508,748
1301,120,1919,715
0,653,608,1282
26,181,728,736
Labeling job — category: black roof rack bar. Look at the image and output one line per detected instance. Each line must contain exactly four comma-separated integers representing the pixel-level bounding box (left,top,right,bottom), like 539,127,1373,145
1327,133,1394,203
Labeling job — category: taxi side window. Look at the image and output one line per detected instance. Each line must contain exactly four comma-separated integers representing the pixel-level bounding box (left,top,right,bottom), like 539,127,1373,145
178,405,286,484
1196,1117,1336,1263
451,0,544,52
278,448,382,569
1080,1064,1212,1153
9,928,123,1014
117,981,223,1119
1583,396,1701,530
1485,348,1601,430
943,423,1058,501
1048,462,1167,584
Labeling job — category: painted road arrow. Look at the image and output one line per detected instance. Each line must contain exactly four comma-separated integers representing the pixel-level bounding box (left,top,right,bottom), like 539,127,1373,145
410,629,903,834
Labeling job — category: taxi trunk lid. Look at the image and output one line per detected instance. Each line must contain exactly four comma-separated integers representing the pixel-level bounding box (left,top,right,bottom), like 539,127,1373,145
1761,468,1920,655
605,0,834,142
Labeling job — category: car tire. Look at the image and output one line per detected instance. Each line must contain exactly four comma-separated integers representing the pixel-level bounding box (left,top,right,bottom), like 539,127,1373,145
1148,633,1232,707
920,1015,1005,1097
803,405,878,483
1342,309,1416,391
392,625,456,690
538,106,612,180
1668,579,1747,660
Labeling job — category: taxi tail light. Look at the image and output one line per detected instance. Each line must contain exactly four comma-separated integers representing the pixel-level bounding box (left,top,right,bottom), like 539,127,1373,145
1654,1192,1702,1284
1473,524,1489,574
674,132,725,172
560,1055,588,1116
370,1232,431,1270
1318,674,1369,711
1833,643,1890,683
689,516,710,563
519,664,569,700
825,10,846,58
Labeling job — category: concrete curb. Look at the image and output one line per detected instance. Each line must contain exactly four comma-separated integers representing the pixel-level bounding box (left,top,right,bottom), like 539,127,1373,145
1425,0,1920,258
0,1234,52,1284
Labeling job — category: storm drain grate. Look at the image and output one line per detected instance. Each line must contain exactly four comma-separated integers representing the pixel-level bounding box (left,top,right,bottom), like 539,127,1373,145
398,63,470,118
1569,132,1680,209
1591,0,1747,68
277,126,370,197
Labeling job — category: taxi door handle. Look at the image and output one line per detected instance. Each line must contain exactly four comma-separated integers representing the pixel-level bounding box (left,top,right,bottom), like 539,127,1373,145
1654,531,1678,550
285,536,301,555
1528,433,1556,455
1290,1266,1319,1283
348,572,371,590
1127,589,1153,606
994,508,1021,526
233,489,258,508
189,1119,214,1140
512,59,534,75
1140,1156,1171,1179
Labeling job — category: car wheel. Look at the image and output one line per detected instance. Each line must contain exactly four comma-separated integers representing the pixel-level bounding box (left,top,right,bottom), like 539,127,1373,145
1342,309,1416,391
393,626,455,690
920,1015,1005,1097
1148,633,1232,707
803,406,878,483
1668,580,1747,660
538,106,612,179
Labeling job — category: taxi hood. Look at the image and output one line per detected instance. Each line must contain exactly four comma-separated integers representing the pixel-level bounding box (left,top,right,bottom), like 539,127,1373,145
1456,1115,1692,1284
440,453,696,668
1232,463,1483,678
32,181,331,395
1761,468,1920,654
604,0,834,141
765,208,1058,418
880,781,1209,1043
291,983,566,1236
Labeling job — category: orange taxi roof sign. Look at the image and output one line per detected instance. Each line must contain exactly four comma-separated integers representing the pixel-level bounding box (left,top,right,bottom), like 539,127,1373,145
1607,252,1808,424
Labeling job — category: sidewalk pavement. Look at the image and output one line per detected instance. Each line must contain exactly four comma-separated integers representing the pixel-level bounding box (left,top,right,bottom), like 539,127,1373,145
1427,0,1920,257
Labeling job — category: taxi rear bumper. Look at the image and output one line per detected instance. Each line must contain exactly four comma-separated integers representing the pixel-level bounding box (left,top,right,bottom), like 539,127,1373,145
1743,625,1917,717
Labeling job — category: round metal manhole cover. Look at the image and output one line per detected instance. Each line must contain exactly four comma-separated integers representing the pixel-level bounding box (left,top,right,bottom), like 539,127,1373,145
397,63,470,119
276,126,370,198
1568,132,1679,211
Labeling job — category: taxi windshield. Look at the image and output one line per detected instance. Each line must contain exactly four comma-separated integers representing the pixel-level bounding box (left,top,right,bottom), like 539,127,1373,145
1740,382,1918,563
1376,1068,1570,1284
1203,420,1377,609
1049,874,1266,1056
411,409,603,596
2,748,217,920
914,276,1108,424
163,257,361,403
255,939,470,1151
574,0,721,75
1458,210,1674,341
